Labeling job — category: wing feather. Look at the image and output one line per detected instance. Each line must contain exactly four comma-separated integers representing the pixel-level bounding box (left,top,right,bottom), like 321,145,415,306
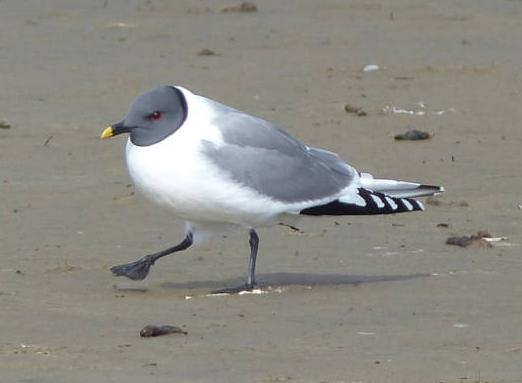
201,106,356,203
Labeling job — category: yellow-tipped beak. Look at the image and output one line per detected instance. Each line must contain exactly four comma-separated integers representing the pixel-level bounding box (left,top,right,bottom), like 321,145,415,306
100,126,114,139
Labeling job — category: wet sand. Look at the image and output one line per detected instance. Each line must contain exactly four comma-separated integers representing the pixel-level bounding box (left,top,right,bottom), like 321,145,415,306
1,1,522,382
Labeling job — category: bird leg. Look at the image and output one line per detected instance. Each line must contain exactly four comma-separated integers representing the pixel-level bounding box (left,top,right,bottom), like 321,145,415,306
247,229,259,288
111,233,193,280
212,229,259,294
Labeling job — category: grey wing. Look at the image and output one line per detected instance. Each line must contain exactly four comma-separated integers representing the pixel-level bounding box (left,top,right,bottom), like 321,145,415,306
202,107,356,203
208,99,307,155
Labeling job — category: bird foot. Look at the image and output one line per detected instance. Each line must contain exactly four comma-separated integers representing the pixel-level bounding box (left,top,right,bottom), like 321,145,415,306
110,255,155,280
210,283,257,295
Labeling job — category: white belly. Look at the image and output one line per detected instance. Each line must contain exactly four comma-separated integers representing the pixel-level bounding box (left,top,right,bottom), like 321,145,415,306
125,136,288,227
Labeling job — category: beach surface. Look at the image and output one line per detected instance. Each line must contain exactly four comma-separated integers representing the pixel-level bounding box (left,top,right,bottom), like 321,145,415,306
1,1,521,382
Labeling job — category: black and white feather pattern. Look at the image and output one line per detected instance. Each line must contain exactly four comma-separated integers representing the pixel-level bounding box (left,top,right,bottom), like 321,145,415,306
300,187,425,216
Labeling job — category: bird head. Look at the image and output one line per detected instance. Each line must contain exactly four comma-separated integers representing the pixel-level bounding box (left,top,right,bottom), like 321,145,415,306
101,85,187,146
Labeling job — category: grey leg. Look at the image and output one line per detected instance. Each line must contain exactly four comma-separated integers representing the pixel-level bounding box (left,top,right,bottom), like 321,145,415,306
212,229,260,294
246,229,259,288
111,233,193,280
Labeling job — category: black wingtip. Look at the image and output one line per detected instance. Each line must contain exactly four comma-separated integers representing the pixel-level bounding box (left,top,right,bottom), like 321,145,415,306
300,188,424,216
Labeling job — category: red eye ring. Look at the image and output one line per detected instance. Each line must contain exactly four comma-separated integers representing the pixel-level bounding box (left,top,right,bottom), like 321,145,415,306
150,111,162,121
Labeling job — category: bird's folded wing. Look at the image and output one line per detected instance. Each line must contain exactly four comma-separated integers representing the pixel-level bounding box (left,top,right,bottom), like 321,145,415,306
201,108,356,203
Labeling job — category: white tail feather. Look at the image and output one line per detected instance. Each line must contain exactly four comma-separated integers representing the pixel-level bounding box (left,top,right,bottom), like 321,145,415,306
360,175,444,198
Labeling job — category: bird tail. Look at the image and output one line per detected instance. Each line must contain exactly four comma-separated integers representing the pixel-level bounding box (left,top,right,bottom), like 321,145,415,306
359,173,444,198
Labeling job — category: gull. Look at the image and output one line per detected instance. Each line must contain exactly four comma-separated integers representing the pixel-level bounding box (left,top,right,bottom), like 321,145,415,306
101,85,443,293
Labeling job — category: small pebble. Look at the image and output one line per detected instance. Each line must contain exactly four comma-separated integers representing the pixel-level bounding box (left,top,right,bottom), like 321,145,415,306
140,325,187,337
394,130,431,141
446,231,492,248
446,236,473,247
362,64,380,72
221,2,257,13
344,104,367,116
197,48,217,56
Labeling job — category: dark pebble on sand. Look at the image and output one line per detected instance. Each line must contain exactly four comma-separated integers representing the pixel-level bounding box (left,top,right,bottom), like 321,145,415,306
221,2,257,13
446,231,492,248
394,129,431,141
344,104,367,116
140,325,187,337
446,236,473,247
197,48,217,56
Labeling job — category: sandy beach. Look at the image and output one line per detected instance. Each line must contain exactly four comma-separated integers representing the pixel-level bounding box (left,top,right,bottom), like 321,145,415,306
1,1,522,382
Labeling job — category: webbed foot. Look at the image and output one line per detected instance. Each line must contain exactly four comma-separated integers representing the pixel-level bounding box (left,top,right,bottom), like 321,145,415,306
111,255,155,280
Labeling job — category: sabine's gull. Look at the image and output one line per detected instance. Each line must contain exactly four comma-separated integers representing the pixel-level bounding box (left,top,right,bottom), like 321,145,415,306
101,85,443,293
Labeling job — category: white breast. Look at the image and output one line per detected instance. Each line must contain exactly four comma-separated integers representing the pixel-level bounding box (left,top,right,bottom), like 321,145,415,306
125,89,292,227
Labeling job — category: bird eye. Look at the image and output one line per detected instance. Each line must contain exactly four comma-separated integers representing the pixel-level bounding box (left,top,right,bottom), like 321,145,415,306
149,111,162,121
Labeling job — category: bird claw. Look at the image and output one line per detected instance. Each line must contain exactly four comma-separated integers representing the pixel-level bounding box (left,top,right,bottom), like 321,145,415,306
110,256,154,280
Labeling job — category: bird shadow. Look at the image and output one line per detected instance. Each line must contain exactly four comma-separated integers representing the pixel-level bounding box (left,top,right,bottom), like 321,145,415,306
160,272,431,291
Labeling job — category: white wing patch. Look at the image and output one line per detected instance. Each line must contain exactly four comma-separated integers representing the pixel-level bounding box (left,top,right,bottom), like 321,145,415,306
339,191,367,207
370,194,385,208
402,199,413,211
385,196,398,210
